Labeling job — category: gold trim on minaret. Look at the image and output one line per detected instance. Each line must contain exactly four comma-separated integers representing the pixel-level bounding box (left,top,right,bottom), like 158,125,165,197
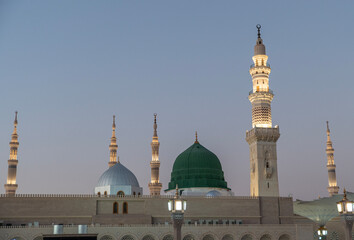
149,113,162,195
326,121,339,196
4,111,20,196
108,115,118,168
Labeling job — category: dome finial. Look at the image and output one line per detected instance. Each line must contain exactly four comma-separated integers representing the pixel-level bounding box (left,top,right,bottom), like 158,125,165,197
256,24,261,39
175,184,179,198
195,131,199,144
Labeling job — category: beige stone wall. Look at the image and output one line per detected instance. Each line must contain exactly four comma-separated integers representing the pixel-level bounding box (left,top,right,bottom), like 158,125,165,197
0,224,313,240
0,195,294,226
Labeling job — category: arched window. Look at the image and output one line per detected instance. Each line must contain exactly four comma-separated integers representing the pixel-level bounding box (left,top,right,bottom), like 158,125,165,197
202,235,214,240
260,234,272,240
241,234,253,240
104,191,107,196
117,191,125,196
113,202,118,214
123,202,128,214
162,235,173,240
97,192,101,197
222,235,234,240
138,192,141,196
133,192,136,196
278,234,290,240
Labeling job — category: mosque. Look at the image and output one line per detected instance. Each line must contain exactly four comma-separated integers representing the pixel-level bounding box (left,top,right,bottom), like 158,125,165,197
0,26,352,240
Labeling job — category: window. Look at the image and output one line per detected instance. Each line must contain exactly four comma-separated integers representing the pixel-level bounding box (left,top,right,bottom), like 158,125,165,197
113,202,118,214
123,202,128,214
97,192,101,197
117,191,125,196
133,192,136,196
104,191,107,196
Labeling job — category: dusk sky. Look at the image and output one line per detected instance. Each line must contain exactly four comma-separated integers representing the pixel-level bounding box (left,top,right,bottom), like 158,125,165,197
0,1,353,200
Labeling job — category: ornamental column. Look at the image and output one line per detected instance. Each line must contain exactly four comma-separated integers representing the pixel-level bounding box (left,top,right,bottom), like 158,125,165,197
246,25,280,197
108,115,118,168
4,112,20,196
326,121,339,196
149,114,162,195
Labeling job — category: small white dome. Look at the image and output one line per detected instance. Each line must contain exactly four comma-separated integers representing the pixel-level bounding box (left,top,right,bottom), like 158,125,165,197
206,190,222,197
97,162,140,188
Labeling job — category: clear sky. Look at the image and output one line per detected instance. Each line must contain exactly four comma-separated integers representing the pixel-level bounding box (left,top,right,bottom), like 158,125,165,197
0,1,353,200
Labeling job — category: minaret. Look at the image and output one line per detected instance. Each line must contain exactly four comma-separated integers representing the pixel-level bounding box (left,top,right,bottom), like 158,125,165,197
246,25,280,197
326,121,339,196
4,112,20,196
108,115,118,168
148,113,162,195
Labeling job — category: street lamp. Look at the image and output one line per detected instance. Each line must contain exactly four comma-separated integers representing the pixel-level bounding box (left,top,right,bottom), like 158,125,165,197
317,226,328,240
336,188,353,240
168,185,187,240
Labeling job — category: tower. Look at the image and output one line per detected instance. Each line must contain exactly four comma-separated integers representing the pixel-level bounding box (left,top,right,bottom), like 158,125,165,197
149,113,162,195
4,112,20,196
326,121,339,196
108,115,118,168
246,25,280,197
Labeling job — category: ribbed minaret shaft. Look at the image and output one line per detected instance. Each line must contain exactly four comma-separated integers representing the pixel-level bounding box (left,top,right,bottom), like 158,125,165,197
108,115,118,168
149,113,162,195
326,121,339,196
246,25,280,197
4,112,19,196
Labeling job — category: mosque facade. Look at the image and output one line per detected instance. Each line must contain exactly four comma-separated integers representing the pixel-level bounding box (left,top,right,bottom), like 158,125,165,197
0,27,351,240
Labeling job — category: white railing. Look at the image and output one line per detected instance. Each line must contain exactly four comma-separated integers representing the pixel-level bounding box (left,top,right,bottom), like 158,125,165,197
0,194,281,200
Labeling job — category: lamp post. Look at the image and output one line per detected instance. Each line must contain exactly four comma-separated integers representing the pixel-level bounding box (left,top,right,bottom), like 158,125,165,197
168,185,187,240
317,226,328,240
336,189,353,240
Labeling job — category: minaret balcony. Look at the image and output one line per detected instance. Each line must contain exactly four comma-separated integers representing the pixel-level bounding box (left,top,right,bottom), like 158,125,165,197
249,89,273,95
250,63,270,69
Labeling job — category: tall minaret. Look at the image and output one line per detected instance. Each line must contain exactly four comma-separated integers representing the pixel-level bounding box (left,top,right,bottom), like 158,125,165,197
148,113,162,195
326,121,339,196
108,115,118,168
246,25,280,197
4,112,20,196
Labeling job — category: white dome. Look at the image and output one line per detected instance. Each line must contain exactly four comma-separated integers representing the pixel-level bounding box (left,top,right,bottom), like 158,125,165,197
96,162,140,188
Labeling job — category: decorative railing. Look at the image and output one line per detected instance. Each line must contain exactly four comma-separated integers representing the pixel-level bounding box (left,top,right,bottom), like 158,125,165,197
0,223,297,229
250,63,270,69
249,89,273,95
0,194,268,200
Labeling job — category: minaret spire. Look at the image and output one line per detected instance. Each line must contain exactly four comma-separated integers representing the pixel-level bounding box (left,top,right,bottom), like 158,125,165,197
108,115,118,168
4,111,20,196
246,25,280,197
326,121,339,196
149,113,162,195
195,131,199,144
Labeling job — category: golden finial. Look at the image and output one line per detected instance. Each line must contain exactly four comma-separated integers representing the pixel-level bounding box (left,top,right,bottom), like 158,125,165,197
112,115,116,129
14,111,18,124
195,131,199,144
326,121,330,133
154,113,157,124
175,184,179,198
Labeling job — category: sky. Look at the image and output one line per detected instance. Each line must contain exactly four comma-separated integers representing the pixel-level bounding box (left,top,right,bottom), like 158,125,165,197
0,1,353,200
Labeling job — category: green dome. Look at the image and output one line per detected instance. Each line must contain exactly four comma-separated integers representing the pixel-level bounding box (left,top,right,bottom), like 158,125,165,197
167,141,229,191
